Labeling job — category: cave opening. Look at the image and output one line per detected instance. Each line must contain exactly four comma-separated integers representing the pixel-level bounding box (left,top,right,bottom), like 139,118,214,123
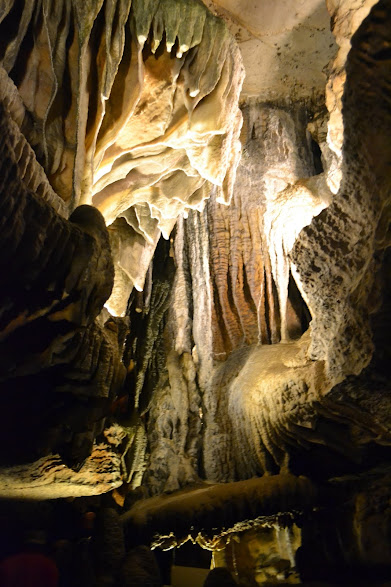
308,135,323,176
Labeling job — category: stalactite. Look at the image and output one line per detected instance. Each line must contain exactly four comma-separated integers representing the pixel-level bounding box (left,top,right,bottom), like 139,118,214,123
124,46,391,493
1,0,390,543
135,100,331,489
126,236,175,412
0,0,244,316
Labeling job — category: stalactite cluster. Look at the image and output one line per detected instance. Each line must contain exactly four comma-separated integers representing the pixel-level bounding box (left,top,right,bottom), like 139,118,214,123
137,102,328,491
0,0,244,497
129,0,391,512
1,0,391,582
0,0,244,315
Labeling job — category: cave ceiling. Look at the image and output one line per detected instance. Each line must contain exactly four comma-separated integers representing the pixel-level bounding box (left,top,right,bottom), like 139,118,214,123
0,0,391,573
203,0,338,99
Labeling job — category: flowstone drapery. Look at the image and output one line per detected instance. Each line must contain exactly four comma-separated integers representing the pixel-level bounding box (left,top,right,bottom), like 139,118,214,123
0,2,391,581
0,0,244,315
0,0,244,496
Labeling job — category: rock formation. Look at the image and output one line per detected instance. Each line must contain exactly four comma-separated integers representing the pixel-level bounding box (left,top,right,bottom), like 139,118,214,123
0,0,391,584
0,0,244,315
0,0,243,490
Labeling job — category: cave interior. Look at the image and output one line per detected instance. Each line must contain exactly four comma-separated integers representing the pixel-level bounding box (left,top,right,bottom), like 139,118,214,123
0,0,391,585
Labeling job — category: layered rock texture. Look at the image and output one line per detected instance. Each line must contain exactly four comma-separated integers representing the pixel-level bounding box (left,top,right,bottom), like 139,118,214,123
125,0,391,565
0,0,391,582
0,0,243,496
136,0,391,484
0,0,244,316
0,99,126,490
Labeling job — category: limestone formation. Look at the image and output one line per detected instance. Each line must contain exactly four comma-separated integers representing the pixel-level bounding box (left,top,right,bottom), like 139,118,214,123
0,0,244,315
0,0,243,496
203,0,338,100
135,0,391,499
0,0,391,583
122,473,318,548
0,445,122,499
0,98,125,484
325,0,379,194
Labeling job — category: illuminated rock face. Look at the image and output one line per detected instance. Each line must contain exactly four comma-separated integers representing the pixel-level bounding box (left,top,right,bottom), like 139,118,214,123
0,0,243,495
135,0,391,496
0,0,391,544
139,102,321,491
325,0,380,194
0,0,244,315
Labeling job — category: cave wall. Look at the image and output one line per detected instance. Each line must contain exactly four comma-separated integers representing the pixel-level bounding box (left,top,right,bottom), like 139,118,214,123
133,0,391,498
0,3,391,580
0,0,244,497
0,0,244,319
139,99,323,493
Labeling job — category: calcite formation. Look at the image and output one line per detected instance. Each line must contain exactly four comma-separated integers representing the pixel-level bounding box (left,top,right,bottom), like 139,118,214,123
0,0,244,315
122,473,318,547
135,0,391,502
0,99,125,473
325,0,379,193
0,1,391,580
0,0,243,496
0,445,122,500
